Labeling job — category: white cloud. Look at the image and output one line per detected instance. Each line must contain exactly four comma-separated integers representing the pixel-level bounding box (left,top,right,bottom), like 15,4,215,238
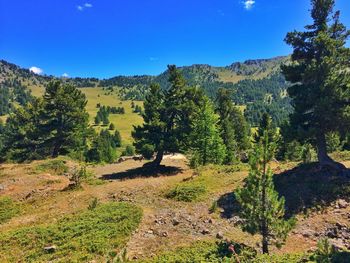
77,3,92,11
29,66,43,75
62,73,69,78
149,57,159,61
243,0,255,10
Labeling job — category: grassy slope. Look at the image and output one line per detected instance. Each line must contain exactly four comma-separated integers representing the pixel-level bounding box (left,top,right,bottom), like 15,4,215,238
0,202,142,262
29,86,143,146
80,87,143,145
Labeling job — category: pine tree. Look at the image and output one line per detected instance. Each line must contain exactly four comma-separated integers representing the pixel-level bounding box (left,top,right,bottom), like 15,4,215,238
236,130,294,254
132,66,207,166
109,123,115,131
113,130,122,147
86,129,117,163
216,88,251,163
190,96,226,165
231,107,251,153
163,65,187,154
42,81,89,157
1,98,46,161
254,113,278,160
216,88,238,164
282,0,350,169
132,83,166,165
94,114,101,125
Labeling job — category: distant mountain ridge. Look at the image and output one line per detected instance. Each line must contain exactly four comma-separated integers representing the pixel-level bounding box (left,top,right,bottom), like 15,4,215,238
0,56,288,87
0,56,292,125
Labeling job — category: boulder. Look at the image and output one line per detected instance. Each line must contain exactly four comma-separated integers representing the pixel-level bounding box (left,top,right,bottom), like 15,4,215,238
337,199,348,209
172,218,180,226
44,245,57,253
201,228,210,235
216,232,224,239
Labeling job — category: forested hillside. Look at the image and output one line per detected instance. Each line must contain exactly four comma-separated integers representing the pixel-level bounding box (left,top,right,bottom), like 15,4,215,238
0,56,290,126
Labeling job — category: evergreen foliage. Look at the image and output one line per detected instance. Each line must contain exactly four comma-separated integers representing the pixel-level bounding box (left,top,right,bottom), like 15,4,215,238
189,96,226,165
42,81,89,157
236,119,294,254
216,88,239,164
86,129,121,163
133,66,209,166
1,81,89,161
282,0,350,168
94,106,125,126
122,145,135,156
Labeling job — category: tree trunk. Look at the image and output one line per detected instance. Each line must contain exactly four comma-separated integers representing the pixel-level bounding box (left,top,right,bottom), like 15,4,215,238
316,132,345,170
52,142,61,158
262,234,269,254
261,136,269,254
152,149,164,167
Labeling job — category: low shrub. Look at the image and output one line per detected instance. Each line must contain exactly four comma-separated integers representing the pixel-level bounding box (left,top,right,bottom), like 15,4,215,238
166,184,207,202
122,145,135,156
144,240,311,263
0,197,20,224
0,202,142,262
142,241,256,263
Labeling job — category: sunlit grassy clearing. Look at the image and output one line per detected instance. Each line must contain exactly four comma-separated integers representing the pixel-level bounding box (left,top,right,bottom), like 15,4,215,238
28,86,144,146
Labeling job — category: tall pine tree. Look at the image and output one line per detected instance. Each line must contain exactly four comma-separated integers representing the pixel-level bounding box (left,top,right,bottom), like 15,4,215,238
216,88,238,164
190,96,226,166
216,88,250,163
132,83,167,166
133,66,205,166
282,0,350,169
42,81,89,157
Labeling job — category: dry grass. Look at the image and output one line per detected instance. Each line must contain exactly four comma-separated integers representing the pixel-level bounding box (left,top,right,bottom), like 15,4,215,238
1,154,350,260
80,87,143,145
28,86,144,145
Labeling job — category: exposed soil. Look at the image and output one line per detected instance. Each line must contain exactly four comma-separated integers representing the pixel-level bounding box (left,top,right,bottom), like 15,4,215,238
0,156,349,260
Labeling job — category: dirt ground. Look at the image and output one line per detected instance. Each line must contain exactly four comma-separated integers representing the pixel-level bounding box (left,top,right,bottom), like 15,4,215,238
0,156,349,260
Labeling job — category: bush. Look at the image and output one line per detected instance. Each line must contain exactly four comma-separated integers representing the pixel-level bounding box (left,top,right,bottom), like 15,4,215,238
0,202,142,262
326,132,343,153
88,197,99,210
109,123,115,130
284,140,304,161
143,241,256,263
189,152,201,169
140,144,154,159
302,143,317,164
166,184,207,202
122,145,135,156
0,197,20,224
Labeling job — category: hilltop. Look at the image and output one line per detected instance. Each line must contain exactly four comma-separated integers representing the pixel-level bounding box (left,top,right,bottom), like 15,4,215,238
0,56,291,126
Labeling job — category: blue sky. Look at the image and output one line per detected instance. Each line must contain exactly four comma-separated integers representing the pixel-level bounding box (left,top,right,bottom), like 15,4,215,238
0,0,349,78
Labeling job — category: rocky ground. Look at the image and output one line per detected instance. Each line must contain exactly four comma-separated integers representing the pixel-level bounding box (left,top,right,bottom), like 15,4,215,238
0,156,349,261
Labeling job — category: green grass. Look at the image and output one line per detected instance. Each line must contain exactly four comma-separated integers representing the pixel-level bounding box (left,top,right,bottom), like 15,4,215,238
35,159,69,175
28,86,144,146
0,202,142,262
0,197,20,224
143,240,311,263
80,87,143,146
166,164,248,203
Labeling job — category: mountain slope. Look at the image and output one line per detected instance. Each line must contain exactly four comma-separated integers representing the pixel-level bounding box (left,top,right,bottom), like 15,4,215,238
0,56,291,125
